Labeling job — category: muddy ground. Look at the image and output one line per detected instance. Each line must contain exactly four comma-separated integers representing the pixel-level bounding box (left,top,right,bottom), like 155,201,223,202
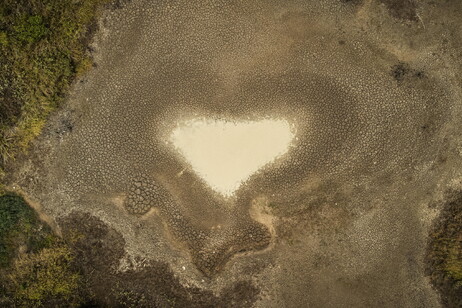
7,0,462,307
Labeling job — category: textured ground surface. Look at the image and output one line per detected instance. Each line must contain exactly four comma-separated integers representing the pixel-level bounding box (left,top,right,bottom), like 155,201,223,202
8,0,462,307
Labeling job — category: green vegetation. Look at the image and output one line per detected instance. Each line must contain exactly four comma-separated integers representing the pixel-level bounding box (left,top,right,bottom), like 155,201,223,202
0,193,54,267
427,193,462,306
0,193,83,307
0,1,113,306
8,246,81,307
431,235,462,286
445,240,462,284
0,0,109,177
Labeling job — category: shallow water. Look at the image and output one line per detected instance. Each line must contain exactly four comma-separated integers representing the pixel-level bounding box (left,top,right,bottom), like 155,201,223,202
170,119,295,196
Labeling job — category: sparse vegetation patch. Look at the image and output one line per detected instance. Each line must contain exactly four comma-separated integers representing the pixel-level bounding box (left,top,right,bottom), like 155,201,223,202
427,192,462,308
0,0,109,177
0,193,83,307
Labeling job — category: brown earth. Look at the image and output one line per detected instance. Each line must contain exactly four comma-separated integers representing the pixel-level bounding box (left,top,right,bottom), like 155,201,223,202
7,0,462,307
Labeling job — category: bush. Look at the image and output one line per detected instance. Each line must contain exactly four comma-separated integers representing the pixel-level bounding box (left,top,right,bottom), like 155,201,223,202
0,192,83,307
0,0,110,177
0,31,8,46
13,15,49,44
0,193,57,266
0,193,35,267
427,192,462,307
9,246,81,307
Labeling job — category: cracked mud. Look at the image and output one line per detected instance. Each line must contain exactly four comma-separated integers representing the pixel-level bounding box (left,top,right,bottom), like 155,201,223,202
9,0,462,307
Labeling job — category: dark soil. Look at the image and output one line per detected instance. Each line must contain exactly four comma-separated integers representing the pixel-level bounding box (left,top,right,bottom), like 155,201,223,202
340,0,364,5
379,0,418,21
391,62,425,83
60,212,260,308
0,84,21,128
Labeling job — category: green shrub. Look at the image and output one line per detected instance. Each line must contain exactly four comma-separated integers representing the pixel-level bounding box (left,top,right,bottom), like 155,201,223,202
0,192,83,307
13,15,49,44
0,193,56,267
9,246,81,307
0,193,35,266
0,0,110,178
0,31,8,46
427,193,462,306
445,241,462,284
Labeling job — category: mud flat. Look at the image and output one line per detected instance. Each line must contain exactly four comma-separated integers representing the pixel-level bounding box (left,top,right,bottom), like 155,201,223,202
9,0,462,306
